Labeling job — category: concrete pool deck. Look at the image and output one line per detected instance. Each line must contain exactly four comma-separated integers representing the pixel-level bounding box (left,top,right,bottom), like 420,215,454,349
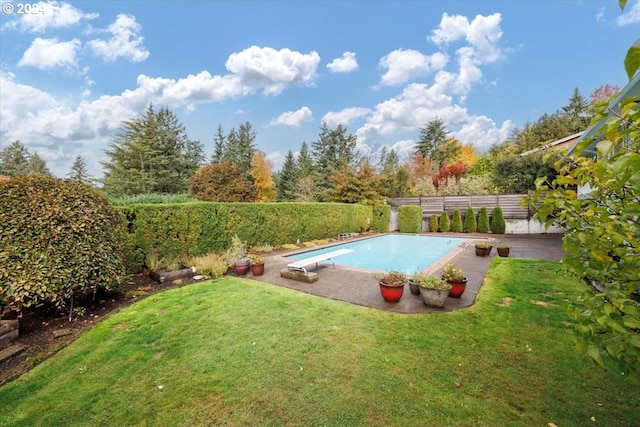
247,233,565,313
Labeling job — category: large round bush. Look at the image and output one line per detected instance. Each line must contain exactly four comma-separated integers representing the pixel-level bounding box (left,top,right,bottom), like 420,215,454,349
0,176,126,315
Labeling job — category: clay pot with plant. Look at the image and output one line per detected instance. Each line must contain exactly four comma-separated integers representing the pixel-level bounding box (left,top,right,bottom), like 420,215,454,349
440,263,467,298
249,254,265,276
474,241,492,257
412,272,451,308
226,235,250,275
496,243,511,257
373,271,407,303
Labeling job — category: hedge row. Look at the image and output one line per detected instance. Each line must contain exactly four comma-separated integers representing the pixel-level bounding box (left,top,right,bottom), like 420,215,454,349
421,206,506,234
119,202,390,272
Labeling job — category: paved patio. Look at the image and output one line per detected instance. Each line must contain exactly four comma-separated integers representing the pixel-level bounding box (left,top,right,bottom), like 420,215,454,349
247,233,565,314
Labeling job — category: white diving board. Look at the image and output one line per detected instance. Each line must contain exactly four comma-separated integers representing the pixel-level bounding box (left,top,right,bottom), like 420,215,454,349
287,249,353,274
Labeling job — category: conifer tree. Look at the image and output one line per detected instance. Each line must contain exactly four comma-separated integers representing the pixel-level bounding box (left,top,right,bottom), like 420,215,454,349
66,155,93,185
439,211,450,233
429,214,439,232
464,207,477,233
102,104,204,196
477,207,490,233
490,206,506,234
276,150,298,201
451,209,463,232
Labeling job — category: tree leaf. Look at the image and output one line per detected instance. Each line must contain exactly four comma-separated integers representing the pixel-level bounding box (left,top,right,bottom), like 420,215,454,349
624,39,640,81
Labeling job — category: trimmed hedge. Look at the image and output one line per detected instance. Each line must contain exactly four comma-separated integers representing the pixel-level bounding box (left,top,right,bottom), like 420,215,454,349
439,211,450,233
477,207,490,233
464,207,477,233
451,209,463,233
1,176,126,315
491,206,506,234
398,205,422,233
118,202,388,272
429,215,439,232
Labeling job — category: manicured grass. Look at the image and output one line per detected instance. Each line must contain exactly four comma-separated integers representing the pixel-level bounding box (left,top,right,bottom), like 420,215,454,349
1,258,638,426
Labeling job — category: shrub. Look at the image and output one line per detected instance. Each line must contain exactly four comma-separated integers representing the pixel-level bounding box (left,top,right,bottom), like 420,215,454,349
0,176,126,315
189,161,256,202
451,209,463,232
398,205,422,233
464,207,477,233
477,207,490,233
490,206,506,234
439,211,450,233
429,215,439,232
186,253,228,279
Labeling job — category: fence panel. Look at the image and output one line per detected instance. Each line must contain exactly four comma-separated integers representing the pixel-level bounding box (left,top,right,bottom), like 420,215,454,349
391,194,531,220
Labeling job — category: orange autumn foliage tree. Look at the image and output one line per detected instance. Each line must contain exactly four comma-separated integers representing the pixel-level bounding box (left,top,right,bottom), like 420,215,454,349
250,151,275,202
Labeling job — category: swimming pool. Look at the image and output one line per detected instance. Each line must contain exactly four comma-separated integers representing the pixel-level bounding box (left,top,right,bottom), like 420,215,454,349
285,234,470,274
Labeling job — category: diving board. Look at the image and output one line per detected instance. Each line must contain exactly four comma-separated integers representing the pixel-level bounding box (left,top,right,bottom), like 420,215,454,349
286,248,353,274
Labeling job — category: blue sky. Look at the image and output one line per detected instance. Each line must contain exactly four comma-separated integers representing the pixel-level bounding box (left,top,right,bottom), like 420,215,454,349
1,1,638,179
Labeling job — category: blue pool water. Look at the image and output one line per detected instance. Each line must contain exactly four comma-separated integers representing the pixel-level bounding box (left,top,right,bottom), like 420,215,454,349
285,234,470,274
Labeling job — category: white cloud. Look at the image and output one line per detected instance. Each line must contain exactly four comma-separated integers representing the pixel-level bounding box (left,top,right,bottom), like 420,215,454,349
2,1,98,33
0,44,325,177
326,51,358,73
379,49,448,86
269,107,313,127
354,82,513,153
430,13,504,65
225,46,320,95
87,14,149,62
617,0,640,25
18,37,81,70
454,116,513,151
266,151,285,172
322,107,370,128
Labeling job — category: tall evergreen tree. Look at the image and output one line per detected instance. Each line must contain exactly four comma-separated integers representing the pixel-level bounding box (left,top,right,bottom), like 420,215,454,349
296,141,314,177
211,124,226,163
561,87,591,134
66,154,94,185
26,152,51,176
0,141,30,176
276,150,298,201
415,119,459,168
223,121,256,177
102,104,204,196
311,122,357,198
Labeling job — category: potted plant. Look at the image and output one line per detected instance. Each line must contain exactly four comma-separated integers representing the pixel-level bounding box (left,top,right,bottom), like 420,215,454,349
408,275,421,295
496,242,511,257
249,254,265,276
474,241,492,257
412,272,451,308
373,271,406,303
440,263,467,298
226,235,250,275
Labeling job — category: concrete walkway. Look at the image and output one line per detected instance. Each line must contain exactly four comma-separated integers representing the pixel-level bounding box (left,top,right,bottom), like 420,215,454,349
248,233,565,314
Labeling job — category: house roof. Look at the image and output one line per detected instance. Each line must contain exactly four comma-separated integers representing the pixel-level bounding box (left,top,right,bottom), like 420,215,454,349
568,71,640,157
519,131,584,157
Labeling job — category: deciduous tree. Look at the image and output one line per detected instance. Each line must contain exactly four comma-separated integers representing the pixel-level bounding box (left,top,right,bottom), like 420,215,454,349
249,151,275,202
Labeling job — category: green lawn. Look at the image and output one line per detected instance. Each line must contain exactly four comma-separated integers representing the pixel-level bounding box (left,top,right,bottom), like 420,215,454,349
0,258,637,426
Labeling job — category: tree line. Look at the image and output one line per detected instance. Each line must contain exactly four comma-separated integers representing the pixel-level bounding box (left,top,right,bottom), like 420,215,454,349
0,85,614,202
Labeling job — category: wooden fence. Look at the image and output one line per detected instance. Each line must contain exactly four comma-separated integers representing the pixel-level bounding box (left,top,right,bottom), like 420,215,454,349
389,194,532,220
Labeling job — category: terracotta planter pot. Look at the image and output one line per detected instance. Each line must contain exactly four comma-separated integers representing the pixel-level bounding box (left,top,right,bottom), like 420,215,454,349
420,288,449,308
497,247,510,257
475,246,492,257
234,259,250,275
378,282,405,303
251,263,265,276
447,278,468,298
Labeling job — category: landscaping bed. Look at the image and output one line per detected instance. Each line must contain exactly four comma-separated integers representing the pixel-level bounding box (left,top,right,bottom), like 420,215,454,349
0,272,194,387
